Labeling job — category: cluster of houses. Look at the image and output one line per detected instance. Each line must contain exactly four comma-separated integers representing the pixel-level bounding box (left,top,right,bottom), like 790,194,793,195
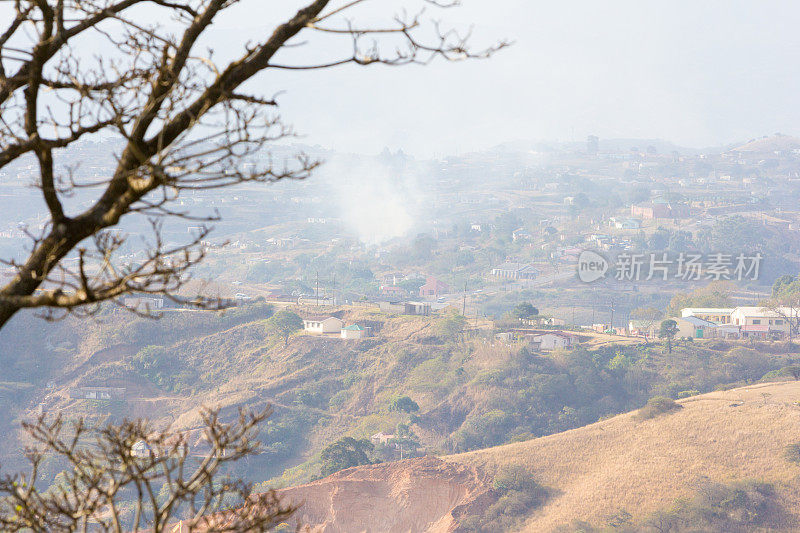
629,306,798,340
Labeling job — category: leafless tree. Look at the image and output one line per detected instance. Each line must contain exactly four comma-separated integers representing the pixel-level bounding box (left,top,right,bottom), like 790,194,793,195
0,0,507,328
0,405,298,532
763,289,800,342
629,306,662,344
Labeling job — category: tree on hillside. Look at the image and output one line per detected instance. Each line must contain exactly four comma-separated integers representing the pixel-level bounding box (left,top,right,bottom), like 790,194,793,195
436,312,467,341
319,437,374,477
765,275,800,342
267,309,303,346
0,0,506,330
399,278,426,294
512,302,539,320
658,319,678,353
667,281,736,316
389,395,420,414
0,407,294,532
772,275,796,297
630,307,662,343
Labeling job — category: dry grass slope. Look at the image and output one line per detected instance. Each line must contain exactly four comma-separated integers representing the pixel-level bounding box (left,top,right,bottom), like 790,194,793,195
448,381,800,532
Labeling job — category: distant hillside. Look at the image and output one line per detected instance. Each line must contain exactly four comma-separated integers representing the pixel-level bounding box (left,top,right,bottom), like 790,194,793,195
274,381,800,532
451,380,800,531
730,134,800,154
490,138,703,155
4,304,800,518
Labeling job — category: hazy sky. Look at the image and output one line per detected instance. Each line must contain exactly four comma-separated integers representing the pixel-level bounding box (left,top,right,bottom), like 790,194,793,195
204,0,800,156
7,1,799,156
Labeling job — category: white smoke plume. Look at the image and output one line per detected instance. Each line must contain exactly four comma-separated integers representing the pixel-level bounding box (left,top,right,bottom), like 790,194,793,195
322,153,424,245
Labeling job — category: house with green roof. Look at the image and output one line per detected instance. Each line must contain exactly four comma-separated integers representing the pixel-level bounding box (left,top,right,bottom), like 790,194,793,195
341,324,366,340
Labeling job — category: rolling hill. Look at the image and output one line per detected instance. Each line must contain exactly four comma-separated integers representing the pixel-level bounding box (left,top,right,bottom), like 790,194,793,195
276,381,800,532
4,304,800,531
452,380,800,531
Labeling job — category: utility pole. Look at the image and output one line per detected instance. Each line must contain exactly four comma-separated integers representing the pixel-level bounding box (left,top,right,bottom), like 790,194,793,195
609,299,615,333
332,274,336,306
315,271,319,306
462,281,467,316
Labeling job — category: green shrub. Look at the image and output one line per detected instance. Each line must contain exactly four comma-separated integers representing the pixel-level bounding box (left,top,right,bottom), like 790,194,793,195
459,465,548,532
645,480,783,531
389,395,420,413
784,442,800,464
781,365,800,381
636,396,682,420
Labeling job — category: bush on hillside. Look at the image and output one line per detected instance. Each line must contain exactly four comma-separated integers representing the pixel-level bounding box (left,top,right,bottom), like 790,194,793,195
645,480,784,531
635,396,682,420
389,395,420,413
781,364,800,380
558,480,785,532
457,465,548,533
784,442,800,464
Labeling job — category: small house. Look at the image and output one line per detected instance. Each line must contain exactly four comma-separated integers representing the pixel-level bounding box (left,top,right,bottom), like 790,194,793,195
379,301,431,316
380,285,406,298
419,277,450,299
615,218,642,230
370,432,396,445
680,308,734,325
528,332,578,350
674,316,718,339
730,307,790,338
341,324,366,340
131,440,154,458
628,319,659,339
490,263,539,281
303,316,344,334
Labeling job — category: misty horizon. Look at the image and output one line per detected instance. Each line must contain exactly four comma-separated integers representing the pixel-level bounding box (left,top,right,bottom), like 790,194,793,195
201,0,800,156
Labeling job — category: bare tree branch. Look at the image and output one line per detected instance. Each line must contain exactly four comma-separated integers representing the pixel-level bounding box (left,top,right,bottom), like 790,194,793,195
0,0,506,327
0,406,297,532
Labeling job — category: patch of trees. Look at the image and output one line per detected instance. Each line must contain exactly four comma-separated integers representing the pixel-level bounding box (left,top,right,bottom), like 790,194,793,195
319,437,374,477
444,343,798,453
129,345,198,394
458,465,548,532
667,281,735,316
567,480,786,532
